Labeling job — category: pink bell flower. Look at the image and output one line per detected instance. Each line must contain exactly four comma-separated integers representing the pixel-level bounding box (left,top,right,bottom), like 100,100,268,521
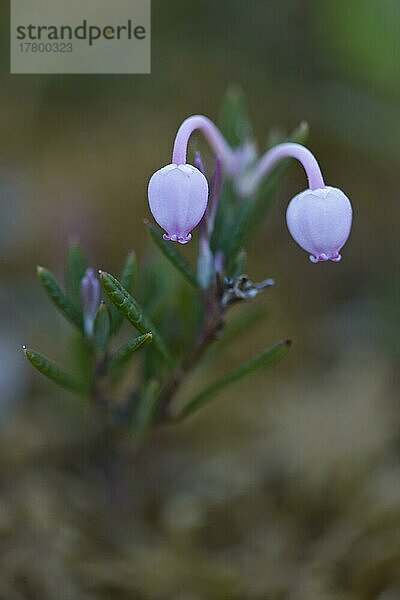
286,186,352,263
148,163,208,244
148,115,237,244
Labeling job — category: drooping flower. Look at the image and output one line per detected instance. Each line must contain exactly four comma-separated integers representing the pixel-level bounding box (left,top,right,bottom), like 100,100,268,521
239,141,353,262
147,115,353,262
286,186,352,263
148,115,239,243
148,163,208,244
80,268,101,336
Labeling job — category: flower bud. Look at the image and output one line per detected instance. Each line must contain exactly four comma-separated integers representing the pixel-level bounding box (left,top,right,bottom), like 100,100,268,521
80,268,100,337
286,186,352,263
148,163,208,244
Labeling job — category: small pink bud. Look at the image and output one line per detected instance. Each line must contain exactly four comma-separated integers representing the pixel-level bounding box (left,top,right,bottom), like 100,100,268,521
148,164,208,244
80,268,100,336
286,186,352,263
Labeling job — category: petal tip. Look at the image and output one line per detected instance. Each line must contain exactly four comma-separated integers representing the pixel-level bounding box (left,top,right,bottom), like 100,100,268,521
309,252,342,263
163,232,192,244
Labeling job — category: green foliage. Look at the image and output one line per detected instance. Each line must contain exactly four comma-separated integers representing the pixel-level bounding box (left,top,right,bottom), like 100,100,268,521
26,90,300,438
120,251,137,291
37,266,82,330
27,248,148,404
211,121,308,275
100,271,174,366
134,380,160,434
178,339,291,420
64,241,87,314
218,197,255,275
231,249,247,279
145,221,198,287
219,86,253,147
210,305,269,356
23,347,87,395
138,255,171,318
109,251,137,334
70,332,92,390
93,302,111,352
109,333,152,382
197,239,214,289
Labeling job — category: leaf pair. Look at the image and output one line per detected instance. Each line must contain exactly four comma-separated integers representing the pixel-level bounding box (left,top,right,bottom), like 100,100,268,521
100,271,174,367
23,331,152,396
37,266,83,330
26,243,150,397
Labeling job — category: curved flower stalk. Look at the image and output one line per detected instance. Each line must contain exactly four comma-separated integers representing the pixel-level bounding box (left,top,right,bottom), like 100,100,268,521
148,115,353,262
172,115,237,172
238,141,325,193
239,142,353,263
148,116,239,245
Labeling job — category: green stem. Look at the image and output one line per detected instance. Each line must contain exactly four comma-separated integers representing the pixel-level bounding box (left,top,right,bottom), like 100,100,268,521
155,281,225,422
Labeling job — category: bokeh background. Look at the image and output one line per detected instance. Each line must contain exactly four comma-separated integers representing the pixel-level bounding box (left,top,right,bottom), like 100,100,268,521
0,0,399,598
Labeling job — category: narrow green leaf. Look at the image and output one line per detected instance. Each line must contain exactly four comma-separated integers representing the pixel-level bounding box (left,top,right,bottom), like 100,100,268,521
100,271,174,366
37,266,82,330
210,305,269,355
145,221,198,287
23,347,87,394
209,179,236,254
135,380,160,433
64,242,87,313
197,238,214,289
232,250,247,279
70,331,93,390
109,332,152,380
219,86,252,147
93,302,111,351
223,200,254,274
178,339,291,420
109,251,137,334
120,251,137,291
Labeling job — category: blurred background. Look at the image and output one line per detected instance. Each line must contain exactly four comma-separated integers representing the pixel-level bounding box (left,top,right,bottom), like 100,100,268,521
0,0,399,598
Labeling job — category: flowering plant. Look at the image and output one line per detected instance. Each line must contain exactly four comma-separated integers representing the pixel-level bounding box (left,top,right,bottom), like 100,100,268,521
24,89,352,439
